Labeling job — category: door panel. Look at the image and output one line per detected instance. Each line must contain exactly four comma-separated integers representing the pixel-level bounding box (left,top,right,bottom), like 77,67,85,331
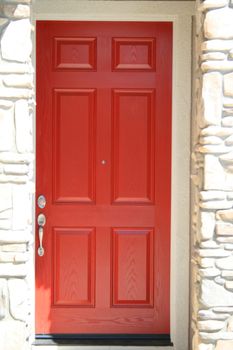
112,89,155,204
36,21,172,335
53,227,95,307
53,88,96,203
112,228,154,307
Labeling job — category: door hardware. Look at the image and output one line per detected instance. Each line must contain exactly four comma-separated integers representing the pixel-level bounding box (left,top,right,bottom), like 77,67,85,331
37,213,46,256
37,195,46,209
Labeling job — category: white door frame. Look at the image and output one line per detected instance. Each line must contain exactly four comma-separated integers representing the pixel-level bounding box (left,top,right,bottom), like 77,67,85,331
32,2,195,349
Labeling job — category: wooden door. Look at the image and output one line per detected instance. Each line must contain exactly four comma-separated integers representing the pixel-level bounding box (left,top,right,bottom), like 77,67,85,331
36,21,172,336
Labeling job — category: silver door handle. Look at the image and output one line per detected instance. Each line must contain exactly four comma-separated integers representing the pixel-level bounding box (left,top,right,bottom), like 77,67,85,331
37,213,46,257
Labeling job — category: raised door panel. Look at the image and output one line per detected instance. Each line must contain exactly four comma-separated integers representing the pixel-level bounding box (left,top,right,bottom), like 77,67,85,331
112,38,156,71
53,89,96,204
53,227,95,306
112,89,155,204
112,228,154,307
54,37,97,71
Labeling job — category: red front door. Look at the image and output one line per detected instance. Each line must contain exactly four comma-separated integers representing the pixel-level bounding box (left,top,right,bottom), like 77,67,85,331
36,21,172,335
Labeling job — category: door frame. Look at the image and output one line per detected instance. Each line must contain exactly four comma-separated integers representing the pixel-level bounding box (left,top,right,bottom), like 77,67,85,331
32,1,194,349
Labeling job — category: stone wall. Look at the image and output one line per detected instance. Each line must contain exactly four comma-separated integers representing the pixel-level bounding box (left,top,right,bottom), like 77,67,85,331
192,0,233,350
0,1,33,350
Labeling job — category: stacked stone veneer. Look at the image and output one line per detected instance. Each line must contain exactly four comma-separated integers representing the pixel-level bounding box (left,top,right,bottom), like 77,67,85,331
0,1,33,350
192,1,233,350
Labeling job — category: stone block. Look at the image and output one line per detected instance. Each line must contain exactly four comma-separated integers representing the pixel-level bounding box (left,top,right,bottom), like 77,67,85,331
0,100,13,109
216,340,233,350
225,244,233,250
200,201,233,210
222,117,233,127
224,98,233,108
228,316,233,332
204,155,224,190
201,52,226,61
200,212,216,240
215,276,226,285
222,271,233,278
204,155,233,191
200,0,228,11
199,249,230,258
0,152,34,164
1,19,32,62
0,87,32,99
214,307,233,313
200,332,233,341
217,209,233,221
200,191,225,201
225,135,233,146
230,49,233,59
216,256,233,270
0,263,27,277
202,61,233,72
201,279,233,307
202,39,233,51
218,237,233,243
224,73,233,98
12,185,29,230
201,126,233,138
216,223,233,236
15,99,31,153
198,320,225,331
226,281,233,290
8,279,27,321
199,136,222,145
0,230,31,244
0,252,29,263
0,320,27,350
3,74,33,88
199,268,220,277
198,145,231,154
0,220,11,230
0,279,7,320
0,63,31,74
0,174,28,184
202,72,222,127
200,240,219,248
0,184,12,213
205,8,233,39
1,244,26,252
0,209,11,219
0,106,15,151
4,164,29,175
199,258,215,268
199,309,229,320
198,344,214,350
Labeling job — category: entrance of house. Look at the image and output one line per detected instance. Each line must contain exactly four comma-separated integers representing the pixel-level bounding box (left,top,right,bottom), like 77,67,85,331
35,20,172,340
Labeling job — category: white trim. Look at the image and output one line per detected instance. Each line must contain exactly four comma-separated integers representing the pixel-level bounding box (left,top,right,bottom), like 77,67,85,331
32,2,194,349
32,1,194,21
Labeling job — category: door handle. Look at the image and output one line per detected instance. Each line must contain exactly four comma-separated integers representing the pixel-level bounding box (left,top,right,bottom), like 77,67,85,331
37,213,46,257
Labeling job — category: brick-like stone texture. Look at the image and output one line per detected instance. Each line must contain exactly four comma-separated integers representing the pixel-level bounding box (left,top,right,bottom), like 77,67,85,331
0,1,33,349
192,1,233,350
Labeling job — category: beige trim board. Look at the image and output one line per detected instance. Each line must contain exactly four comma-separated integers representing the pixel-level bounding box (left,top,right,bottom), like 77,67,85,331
32,2,194,350
33,0,194,20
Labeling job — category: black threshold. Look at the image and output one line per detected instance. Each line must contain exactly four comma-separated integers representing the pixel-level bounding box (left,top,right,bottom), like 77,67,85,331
34,333,173,346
